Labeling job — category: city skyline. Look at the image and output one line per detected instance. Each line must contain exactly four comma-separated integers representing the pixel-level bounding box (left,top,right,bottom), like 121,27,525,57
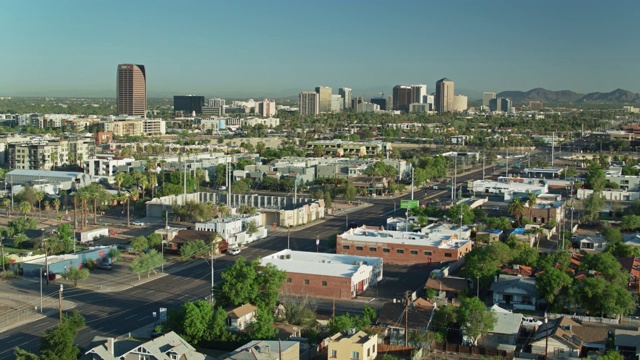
1,0,639,98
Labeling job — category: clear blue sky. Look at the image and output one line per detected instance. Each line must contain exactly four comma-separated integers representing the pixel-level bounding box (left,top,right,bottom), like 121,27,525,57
1,0,638,98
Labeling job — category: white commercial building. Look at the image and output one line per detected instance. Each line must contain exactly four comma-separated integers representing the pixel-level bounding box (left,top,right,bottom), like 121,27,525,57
194,214,266,246
471,179,548,200
84,155,135,177
260,249,383,299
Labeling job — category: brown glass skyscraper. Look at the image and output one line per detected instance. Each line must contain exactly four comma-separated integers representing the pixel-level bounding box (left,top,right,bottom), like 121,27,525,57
117,64,146,117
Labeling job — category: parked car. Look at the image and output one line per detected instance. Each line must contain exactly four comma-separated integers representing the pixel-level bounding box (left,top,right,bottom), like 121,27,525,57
132,221,145,226
493,206,500,211
228,247,241,256
522,317,542,329
96,264,112,270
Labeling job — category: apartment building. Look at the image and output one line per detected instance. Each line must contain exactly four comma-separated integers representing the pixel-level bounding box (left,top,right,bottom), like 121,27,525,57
6,135,95,170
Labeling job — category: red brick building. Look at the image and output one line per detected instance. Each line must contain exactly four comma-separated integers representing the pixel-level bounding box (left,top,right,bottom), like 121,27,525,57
336,225,473,265
260,250,383,299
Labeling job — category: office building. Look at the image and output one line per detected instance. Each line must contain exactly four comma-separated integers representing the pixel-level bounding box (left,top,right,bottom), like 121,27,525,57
425,95,435,111
339,87,352,109
483,92,497,107
501,98,512,112
336,224,473,265
454,94,468,112
117,64,146,117
392,85,412,112
435,78,454,113
315,86,332,113
203,98,226,117
173,95,204,115
255,99,277,117
260,249,383,299
331,94,343,113
528,101,544,110
412,84,427,103
409,103,429,114
298,92,319,116
370,97,387,110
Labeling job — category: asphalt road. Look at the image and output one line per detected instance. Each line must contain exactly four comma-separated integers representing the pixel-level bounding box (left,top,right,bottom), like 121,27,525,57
0,163,495,357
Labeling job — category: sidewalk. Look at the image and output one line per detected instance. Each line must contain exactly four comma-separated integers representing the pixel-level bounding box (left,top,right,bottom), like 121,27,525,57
0,292,77,334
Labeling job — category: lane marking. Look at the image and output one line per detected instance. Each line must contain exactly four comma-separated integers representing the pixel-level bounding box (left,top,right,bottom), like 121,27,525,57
124,314,137,320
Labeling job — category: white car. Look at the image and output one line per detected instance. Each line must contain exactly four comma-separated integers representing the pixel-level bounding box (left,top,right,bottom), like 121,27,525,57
132,221,145,226
522,317,543,329
228,247,241,255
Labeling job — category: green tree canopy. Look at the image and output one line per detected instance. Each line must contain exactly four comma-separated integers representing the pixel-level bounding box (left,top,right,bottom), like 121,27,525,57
457,297,496,345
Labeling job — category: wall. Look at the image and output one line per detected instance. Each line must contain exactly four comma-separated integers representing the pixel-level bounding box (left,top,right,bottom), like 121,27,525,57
336,237,472,265
282,272,354,299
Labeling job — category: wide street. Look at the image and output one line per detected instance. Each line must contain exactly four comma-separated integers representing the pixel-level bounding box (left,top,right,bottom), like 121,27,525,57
0,163,493,357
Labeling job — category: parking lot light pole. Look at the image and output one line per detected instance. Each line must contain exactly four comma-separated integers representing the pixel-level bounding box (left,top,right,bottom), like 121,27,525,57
161,241,164,273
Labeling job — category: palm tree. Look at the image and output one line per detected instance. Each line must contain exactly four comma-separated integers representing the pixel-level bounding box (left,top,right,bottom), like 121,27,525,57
114,172,125,193
2,198,10,217
527,192,538,222
79,188,92,230
52,198,61,215
43,200,50,219
508,198,526,227
148,173,158,199
159,160,167,192
19,201,31,219
139,176,148,199
34,191,45,219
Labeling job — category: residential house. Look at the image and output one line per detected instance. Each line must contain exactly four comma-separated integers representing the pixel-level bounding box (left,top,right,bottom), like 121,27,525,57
490,274,538,311
222,340,300,360
475,229,503,243
500,264,535,277
572,234,607,251
82,331,213,360
424,276,468,301
614,328,640,359
476,305,522,352
509,228,539,248
376,298,435,343
326,330,378,360
528,316,609,358
227,304,257,331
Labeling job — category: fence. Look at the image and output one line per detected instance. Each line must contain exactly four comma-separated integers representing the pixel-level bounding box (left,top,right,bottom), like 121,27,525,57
431,343,512,360
549,313,619,324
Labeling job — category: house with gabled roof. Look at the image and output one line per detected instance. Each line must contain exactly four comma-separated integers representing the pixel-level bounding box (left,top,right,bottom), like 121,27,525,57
490,274,538,311
227,303,257,331
424,276,468,300
82,331,213,360
527,316,609,358
476,305,522,353
222,340,300,360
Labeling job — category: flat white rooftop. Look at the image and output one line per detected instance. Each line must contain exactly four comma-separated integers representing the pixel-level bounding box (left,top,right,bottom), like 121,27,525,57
260,249,382,278
339,226,471,249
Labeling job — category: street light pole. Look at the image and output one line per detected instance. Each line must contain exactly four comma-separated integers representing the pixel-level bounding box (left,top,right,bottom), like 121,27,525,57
39,267,43,313
0,239,5,281
316,237,319,253
287,227,291,250
210,242,215,303
58,284,64,322
161,241,164,273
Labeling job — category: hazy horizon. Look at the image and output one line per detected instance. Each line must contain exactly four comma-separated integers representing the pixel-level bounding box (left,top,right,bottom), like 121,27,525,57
1,0,639,98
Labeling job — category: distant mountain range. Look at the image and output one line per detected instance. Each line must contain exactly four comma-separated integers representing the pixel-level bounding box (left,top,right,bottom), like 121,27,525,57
497,88,640,105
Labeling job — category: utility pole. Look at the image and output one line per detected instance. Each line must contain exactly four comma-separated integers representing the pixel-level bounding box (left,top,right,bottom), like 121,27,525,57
210,242,215,303
410,167,415,200
505,147,509,178
482,155,485,180
404,291,410,347
551,132,555,167
43,233,49,286
544,312,549,360
58,284,64,322
453,154,457,202
0,240,5,281
183,154,187,201
287,227,291,250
